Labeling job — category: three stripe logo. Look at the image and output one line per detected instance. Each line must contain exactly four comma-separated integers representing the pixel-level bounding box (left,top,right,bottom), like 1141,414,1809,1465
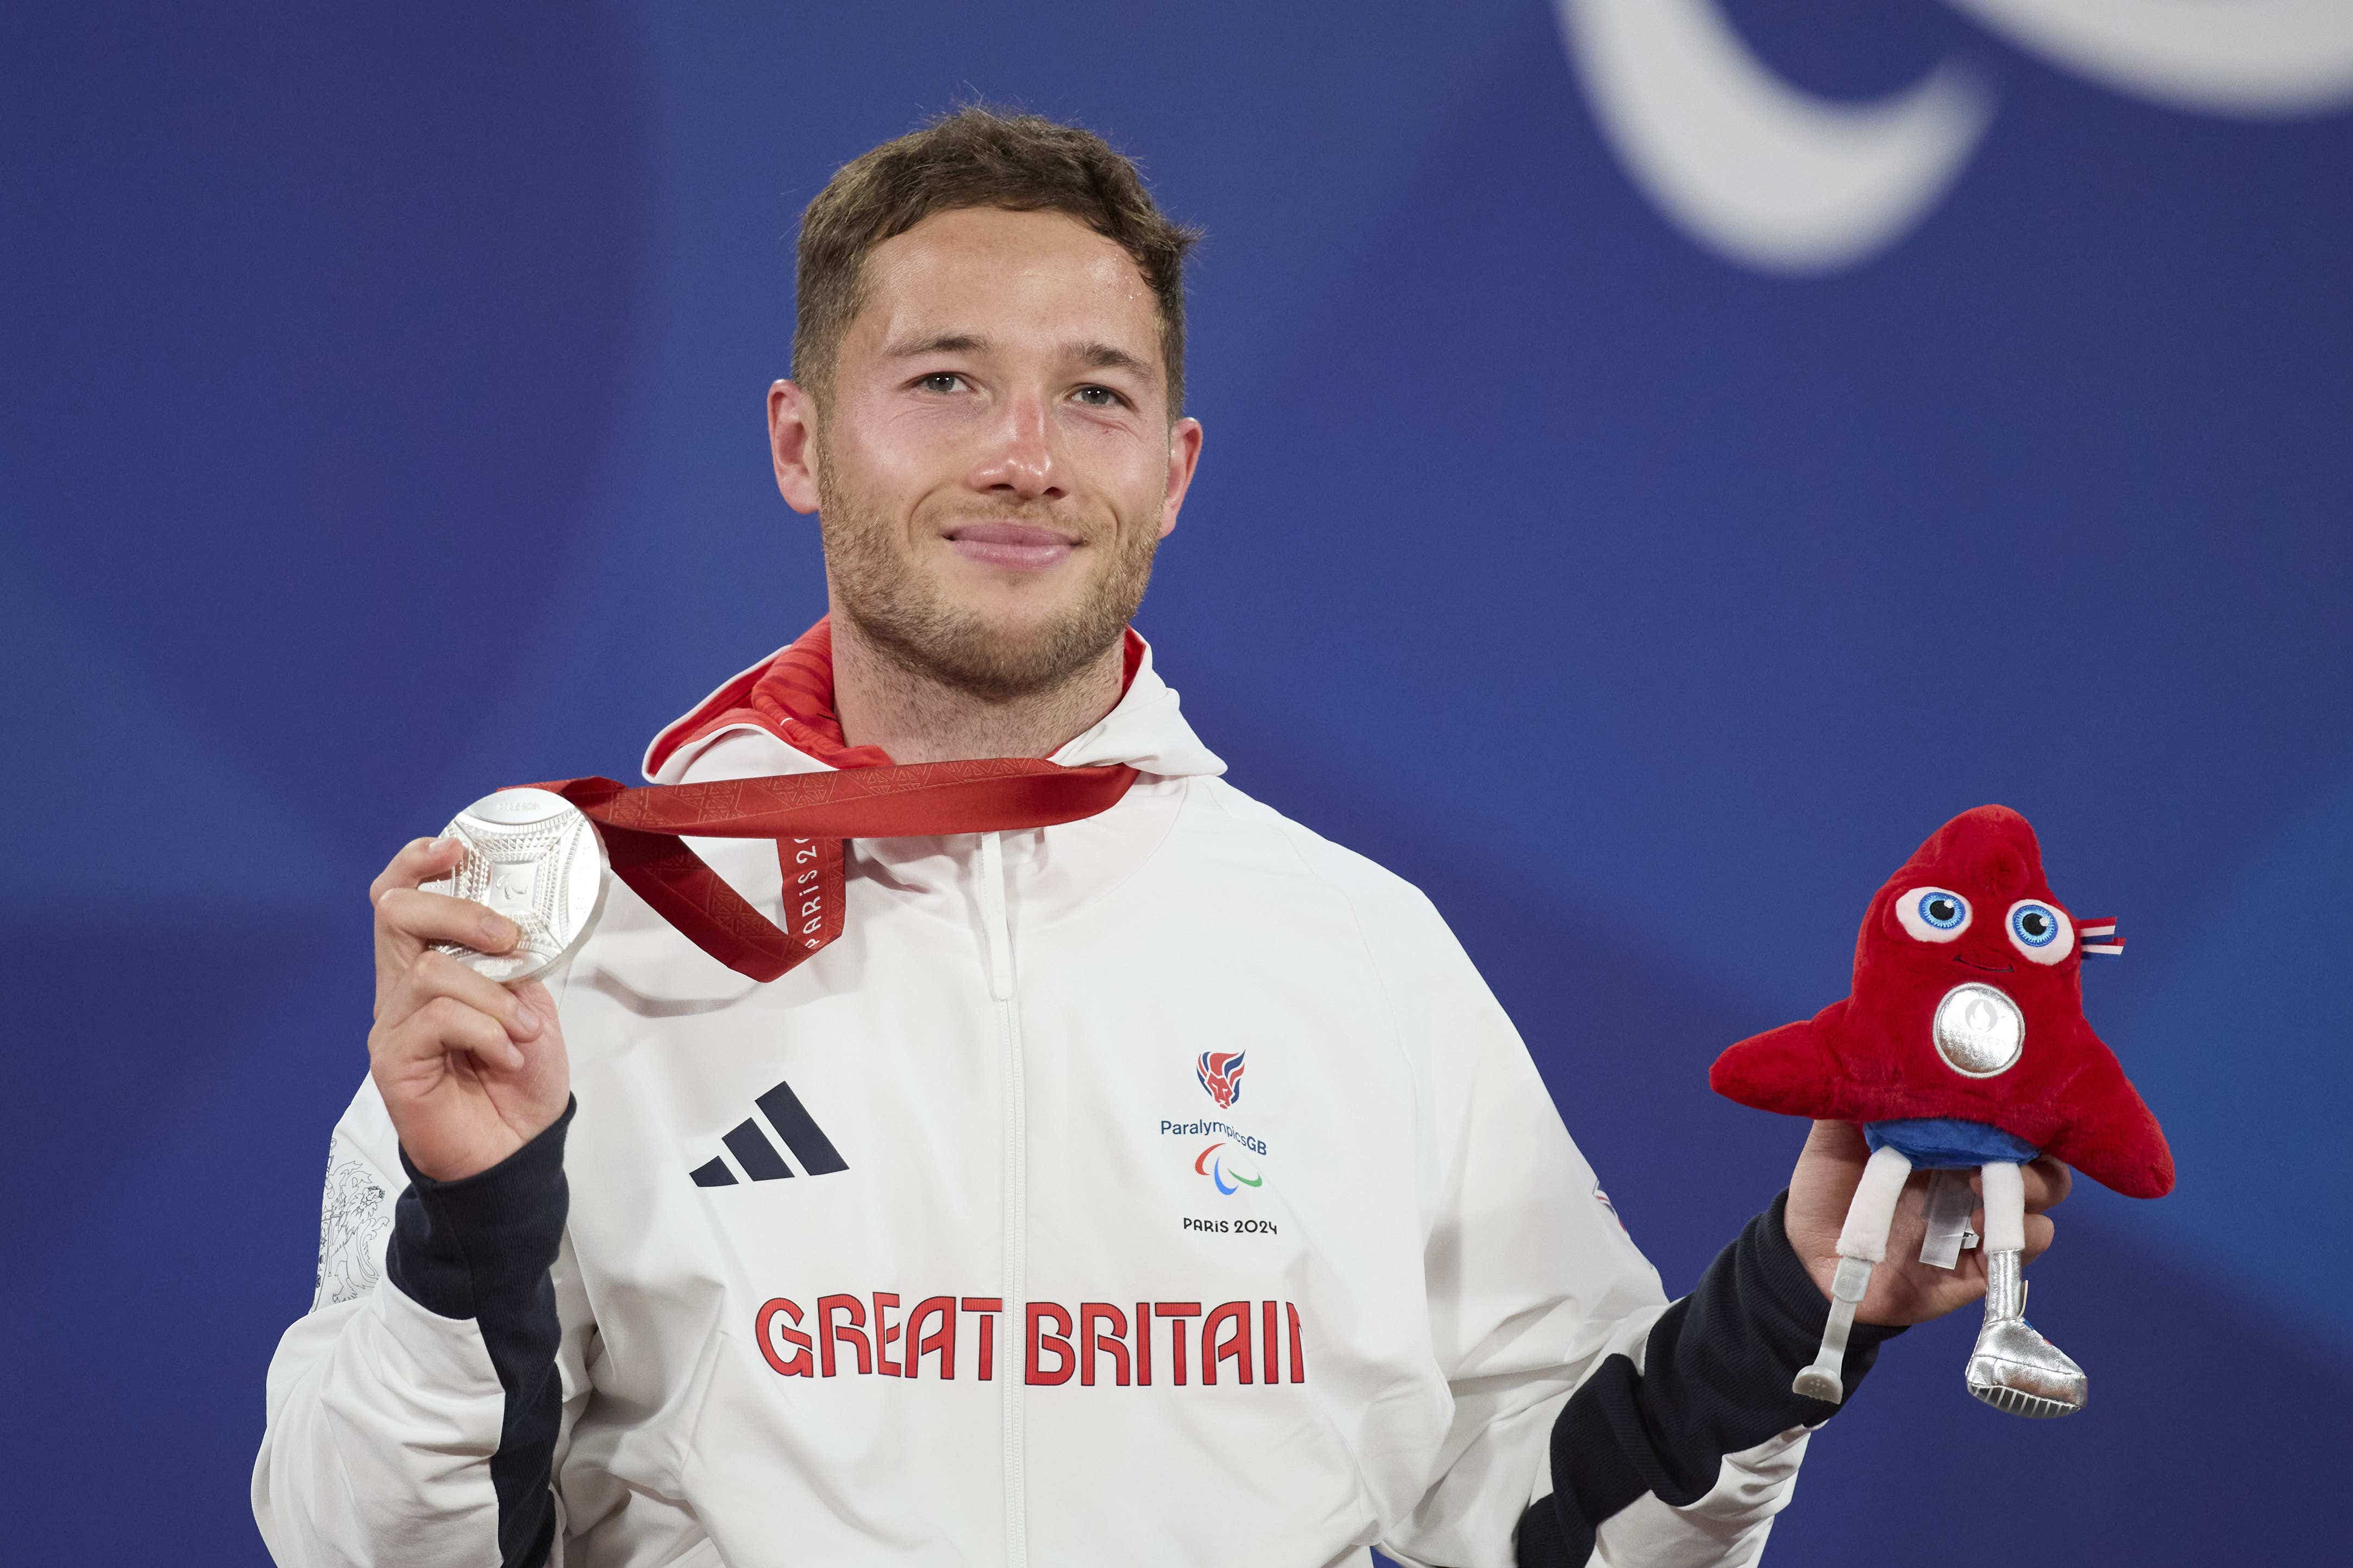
690,1078,849,1187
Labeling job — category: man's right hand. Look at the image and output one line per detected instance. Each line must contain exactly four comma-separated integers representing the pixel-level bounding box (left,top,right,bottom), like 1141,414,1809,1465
368,836,573,1182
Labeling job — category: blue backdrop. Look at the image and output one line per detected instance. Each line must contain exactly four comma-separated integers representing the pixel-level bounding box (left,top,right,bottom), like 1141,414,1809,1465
5,3,2347,1561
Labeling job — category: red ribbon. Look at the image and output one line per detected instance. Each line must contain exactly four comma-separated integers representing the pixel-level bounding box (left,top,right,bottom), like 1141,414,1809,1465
528,761,1139,982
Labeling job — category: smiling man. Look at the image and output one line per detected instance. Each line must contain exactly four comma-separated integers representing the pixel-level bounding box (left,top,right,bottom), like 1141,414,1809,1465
775,188,1197,760
254,108,2067,1568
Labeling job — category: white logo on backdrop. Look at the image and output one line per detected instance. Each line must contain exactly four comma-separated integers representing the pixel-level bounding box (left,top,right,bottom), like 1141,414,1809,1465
1554,0,2353,275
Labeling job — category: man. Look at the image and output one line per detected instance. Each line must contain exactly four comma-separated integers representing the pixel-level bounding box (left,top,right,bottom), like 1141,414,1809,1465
254,108,2067,1567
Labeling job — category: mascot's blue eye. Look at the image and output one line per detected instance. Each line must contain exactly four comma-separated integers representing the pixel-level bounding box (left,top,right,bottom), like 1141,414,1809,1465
1896,886,1971,942
2005,899,2073,964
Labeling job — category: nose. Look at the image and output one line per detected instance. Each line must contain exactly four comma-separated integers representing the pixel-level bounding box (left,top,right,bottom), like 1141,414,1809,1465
967,391,1064,502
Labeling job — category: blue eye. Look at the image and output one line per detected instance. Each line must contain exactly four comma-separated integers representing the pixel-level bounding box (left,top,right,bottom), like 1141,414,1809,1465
1896,886,1971,942
2006,899,2073,965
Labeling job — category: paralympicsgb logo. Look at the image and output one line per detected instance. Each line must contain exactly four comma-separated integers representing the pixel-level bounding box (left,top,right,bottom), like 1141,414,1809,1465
1197,1050,1246,1110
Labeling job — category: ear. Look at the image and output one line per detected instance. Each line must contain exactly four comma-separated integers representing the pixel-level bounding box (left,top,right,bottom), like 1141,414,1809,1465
1158,415,1204,541
769,379,823,514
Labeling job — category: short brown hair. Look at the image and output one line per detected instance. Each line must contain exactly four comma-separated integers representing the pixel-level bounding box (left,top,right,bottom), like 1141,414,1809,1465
793,106,1201,415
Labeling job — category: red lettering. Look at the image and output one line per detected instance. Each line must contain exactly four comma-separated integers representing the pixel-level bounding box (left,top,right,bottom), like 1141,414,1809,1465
1027,1302,1075,1386
756,1291,1297,1388
1080,1302,1130,1388
1203,1300,1252,1386
1155,1301,1202,1386
908,1295,956,1380
754,1298,813,1377
962,1297,1003,1382
817,1293,871,1377
873,1292,902,1377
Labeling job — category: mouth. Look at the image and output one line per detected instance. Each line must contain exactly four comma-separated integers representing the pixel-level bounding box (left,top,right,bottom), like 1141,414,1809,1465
943,520,1081,572
1953,955,2014,973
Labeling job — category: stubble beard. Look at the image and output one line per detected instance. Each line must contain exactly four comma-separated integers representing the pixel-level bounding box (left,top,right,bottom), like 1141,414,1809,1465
815,444,1159,703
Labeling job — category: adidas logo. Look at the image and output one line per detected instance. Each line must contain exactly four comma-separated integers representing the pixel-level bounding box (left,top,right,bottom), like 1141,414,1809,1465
690,1078,849,1187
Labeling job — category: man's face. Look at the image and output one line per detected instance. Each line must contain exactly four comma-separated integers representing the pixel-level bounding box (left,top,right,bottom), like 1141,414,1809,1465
771,206,1202,700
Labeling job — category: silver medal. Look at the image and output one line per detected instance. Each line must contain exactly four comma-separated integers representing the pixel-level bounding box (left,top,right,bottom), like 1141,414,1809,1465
423,788,610,984
1931,981,2025,1078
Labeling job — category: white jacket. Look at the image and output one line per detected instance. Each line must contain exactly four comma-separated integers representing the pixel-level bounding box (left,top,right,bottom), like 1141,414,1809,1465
254,640,1821,1568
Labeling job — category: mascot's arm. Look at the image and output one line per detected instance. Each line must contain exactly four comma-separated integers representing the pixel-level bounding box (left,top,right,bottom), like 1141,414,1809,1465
2044,1045,2175,1200
1709,1009,1853,1121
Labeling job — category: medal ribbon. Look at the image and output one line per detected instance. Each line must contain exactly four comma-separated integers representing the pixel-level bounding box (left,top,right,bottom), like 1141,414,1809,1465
525,761,1139,982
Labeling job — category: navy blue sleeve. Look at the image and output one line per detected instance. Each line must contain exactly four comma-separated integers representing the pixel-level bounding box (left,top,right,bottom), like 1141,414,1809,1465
385,1098,576,1568
1514,1191,1904,1566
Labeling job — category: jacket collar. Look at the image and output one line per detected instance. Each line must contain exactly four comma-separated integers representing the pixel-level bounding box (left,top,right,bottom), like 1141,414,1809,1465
643,625,1226,787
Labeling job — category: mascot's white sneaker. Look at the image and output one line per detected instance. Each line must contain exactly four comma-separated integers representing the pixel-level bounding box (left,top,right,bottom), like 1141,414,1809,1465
1966,1249,2087,1418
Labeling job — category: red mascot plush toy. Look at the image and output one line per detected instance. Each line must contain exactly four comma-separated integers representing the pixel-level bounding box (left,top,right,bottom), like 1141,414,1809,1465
1711,805,2173,1418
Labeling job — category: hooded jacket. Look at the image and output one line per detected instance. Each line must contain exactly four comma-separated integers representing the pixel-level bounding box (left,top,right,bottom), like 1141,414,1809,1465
254,632,1879,1568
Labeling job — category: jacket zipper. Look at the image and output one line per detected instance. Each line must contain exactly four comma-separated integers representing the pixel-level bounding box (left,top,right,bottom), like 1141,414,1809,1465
979,830,1026,1567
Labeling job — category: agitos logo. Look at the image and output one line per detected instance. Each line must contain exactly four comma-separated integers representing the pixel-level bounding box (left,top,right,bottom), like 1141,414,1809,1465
1194,1141,1262,1195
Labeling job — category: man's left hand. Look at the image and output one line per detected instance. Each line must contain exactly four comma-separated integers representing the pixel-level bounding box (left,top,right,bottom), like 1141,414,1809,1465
1783,1119,2073,1326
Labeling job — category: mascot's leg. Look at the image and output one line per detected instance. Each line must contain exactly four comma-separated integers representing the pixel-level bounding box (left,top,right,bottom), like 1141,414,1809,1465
1793,1143,1911,1402
1965,1161,2087,1418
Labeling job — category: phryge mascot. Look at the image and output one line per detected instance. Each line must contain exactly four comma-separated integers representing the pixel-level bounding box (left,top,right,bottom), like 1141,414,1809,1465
1711,805,2173,1417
